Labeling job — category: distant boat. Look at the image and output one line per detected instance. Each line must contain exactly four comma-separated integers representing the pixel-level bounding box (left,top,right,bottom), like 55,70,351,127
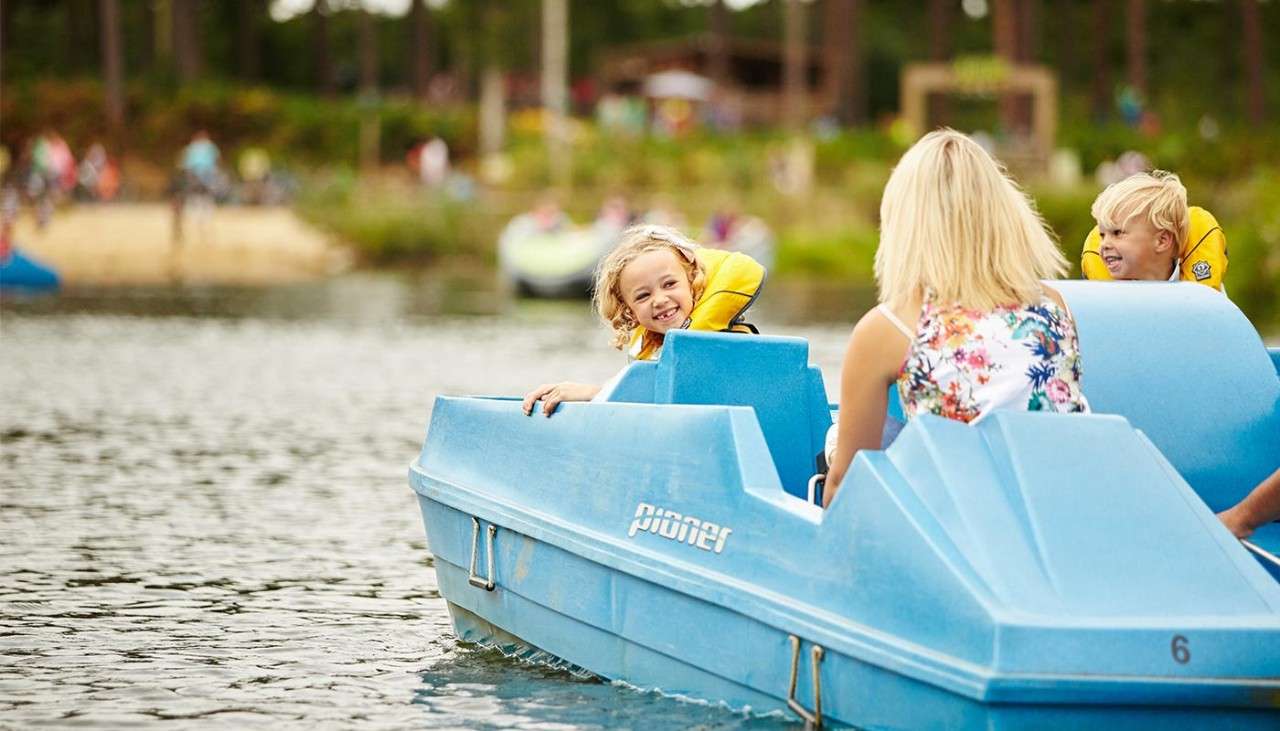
0,247,60,293
498,215,621,298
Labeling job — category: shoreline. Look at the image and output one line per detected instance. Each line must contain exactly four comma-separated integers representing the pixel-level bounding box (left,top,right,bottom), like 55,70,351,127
11,203,351,287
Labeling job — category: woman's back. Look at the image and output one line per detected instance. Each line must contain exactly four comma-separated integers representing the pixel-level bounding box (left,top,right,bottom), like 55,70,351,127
882,296,1090,423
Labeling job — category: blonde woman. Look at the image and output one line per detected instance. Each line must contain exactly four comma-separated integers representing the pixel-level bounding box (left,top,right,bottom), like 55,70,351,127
823,129,1090,508
522,224,765,416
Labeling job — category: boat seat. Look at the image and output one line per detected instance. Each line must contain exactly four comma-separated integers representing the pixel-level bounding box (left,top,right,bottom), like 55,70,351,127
1055,281,1280,517
601,330,832,498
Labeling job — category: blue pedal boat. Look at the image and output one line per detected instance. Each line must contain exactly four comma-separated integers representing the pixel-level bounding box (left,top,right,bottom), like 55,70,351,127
0,247,60,293
409,282,1280,729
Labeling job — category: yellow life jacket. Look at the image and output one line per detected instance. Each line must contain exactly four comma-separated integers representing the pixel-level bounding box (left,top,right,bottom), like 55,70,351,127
1081,206,1228,291
628,247,766,361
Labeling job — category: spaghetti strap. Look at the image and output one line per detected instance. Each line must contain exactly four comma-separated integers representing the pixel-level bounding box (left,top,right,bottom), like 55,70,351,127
876,303,915,340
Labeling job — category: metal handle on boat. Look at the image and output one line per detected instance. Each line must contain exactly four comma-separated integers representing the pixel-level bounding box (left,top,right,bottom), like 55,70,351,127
1242,539,1280,570
806,474,825,506
786,634,825,729
468,517,497,591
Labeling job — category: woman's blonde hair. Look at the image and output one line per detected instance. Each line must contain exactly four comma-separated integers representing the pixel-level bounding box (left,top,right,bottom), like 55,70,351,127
875,128,1067,310
1090,170,1189,248
593,224,707,350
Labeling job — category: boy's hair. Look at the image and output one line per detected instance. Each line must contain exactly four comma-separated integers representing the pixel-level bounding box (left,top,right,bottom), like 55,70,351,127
1090,170,1189,252
875,128,1067,310
593,224,707,350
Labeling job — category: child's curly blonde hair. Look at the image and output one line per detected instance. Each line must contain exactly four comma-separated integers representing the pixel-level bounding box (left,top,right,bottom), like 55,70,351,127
593,224,707,351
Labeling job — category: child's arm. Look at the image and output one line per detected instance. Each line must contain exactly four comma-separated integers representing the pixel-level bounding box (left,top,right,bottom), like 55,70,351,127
823,310,906,508
522,382,601,417
1217,468,1280,539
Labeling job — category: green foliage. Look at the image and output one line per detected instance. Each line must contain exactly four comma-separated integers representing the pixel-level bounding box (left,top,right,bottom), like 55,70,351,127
0,81,475,170
1209,169,1280,329
774,226,880,280
294,175,490,265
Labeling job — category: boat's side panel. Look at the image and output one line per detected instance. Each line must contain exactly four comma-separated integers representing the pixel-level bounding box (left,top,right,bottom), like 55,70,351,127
421,496,1280,731
1056,281,1280,513
414,395,1280,687
421,496,1001,730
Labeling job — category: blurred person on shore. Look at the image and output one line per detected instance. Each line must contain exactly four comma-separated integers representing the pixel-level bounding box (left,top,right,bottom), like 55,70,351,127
0,187,19,260
639,195,687,230
77,143,120,202
420,137,449,188
179,130,226,199
22,132,75,228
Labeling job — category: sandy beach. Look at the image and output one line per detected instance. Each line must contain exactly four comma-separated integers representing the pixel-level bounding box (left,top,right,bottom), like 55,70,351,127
11,204,351,286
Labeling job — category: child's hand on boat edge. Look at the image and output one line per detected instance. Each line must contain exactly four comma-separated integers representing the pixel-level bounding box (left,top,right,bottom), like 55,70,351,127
522,383,602,417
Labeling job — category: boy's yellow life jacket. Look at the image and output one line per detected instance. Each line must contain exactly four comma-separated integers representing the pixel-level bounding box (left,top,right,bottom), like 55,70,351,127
1081,206,1228,291
628,247,766,361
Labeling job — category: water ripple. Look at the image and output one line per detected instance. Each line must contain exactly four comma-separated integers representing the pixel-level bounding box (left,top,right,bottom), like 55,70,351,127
0,288,847,729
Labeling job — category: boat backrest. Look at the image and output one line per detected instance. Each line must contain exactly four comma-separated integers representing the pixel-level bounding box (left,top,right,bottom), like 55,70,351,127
1054,281,1280,512
601,330,831,497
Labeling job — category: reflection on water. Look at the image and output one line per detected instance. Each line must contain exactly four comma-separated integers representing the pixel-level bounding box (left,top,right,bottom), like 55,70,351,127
0,268,876,327
0,272,856,729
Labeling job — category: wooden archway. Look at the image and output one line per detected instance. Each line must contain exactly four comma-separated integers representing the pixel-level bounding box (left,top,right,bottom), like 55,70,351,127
901,61,1058,169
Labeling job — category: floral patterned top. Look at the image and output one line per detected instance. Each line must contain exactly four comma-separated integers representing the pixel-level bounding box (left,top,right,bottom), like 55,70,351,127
881,297,1090,424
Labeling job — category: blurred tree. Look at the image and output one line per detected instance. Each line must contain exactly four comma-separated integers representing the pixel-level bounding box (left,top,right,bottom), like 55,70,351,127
543,0,569,186
312,0,336,97
709,0,731,91
236,0,263,81
173,0,201,81
1127,0,1146,98
1241,0,1265,125
993,0,1020,132
928,0,952,126
408,0,433,100
1089,0,1110,120
100,0,124,133
783,0,808,132
358,5,379,170
823,0,865,125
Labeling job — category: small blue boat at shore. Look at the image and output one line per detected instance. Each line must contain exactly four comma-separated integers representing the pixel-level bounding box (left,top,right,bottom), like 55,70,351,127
409,282,1280,729
0,247,60,293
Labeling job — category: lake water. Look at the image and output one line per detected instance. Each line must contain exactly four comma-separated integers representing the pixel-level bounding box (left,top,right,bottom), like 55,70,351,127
0,272,865,729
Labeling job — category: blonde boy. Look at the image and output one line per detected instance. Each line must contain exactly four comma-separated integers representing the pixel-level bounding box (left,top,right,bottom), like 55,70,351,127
1084,171,1228,291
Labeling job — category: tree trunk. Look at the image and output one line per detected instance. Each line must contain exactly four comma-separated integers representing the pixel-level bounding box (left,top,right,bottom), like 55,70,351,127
172,0,201,82
1090,0,1110,119
783,0,808,132
312,0,335,97
929,0,951,61
542,0,569,188
154,0,172,64
359,9,378,95
409,0,433,100
993,0,1019,133
1017,0,1038,63
1126,0,1146,97
1241,0,1265,125
929,0,952,126
0,0,12,84
236,0,261,81
358,9,380,171
100,0,125,133
708,0,730,90
1015,0,1038,129
822,0,850,123
479,65,506,159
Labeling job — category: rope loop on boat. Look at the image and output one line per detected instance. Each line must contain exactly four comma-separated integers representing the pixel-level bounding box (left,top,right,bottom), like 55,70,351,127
468,517,497,591
787,634,825,728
